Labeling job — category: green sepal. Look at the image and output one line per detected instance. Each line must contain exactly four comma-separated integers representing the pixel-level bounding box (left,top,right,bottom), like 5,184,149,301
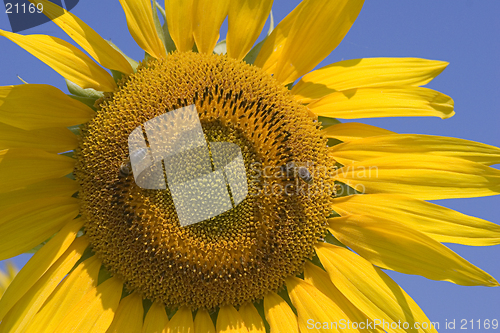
67,244,93,275
243,38,265,65
68,125,81,136
309,253,326,270
97,265,113,285
151,0,166,52
267,10,275,35
111,69,125,82
277,285,297,316
161,24,177,53
66,79,104,99
334,181,362,198
318,116,341,128
327,137,343,147
166,307,178,320
243,11,274,65
68,95,97,111
106,40,139,72
252,300,271,333
61,151,74,158
213,39,226,55
142,299,153,320
26,234,55,253
152,1,176,53
17,75,28,84
192,42,199,53
325,232,349,249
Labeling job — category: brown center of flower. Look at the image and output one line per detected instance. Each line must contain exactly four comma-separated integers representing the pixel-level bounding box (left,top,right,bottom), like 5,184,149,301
75,52,335,309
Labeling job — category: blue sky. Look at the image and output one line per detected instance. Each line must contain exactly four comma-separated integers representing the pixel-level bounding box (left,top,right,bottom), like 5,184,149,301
1,1,499,331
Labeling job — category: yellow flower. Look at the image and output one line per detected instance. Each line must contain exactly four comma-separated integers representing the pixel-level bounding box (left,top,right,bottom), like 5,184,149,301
0,0,499,332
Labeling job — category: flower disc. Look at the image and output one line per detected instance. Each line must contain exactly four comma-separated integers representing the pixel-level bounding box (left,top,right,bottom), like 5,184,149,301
75,52,335,309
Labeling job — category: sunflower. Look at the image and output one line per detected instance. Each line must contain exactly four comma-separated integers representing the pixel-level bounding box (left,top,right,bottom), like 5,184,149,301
1,0,499,332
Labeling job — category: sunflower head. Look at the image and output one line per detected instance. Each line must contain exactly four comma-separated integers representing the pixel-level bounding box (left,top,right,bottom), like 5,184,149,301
75,51,335,309
0,0,498,332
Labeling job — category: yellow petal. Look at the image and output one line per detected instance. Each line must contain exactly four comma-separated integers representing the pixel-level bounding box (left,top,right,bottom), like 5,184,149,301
24,256,101,333
0,263,16,297
0,218,84,321
263,291,298,333
330,134,500,166
329,214,499,286
106,293,144,333
292,58,448,103
303,262,381,332
308,87,454,119
118,0,166,59
32,0,133,74
322,122,396,143
0,197,79,261
166,306,193,333
142,303,169,333
315,243,438,333
332,194,500,246
0,84,94,130
226,0,273,61
0,177,78,211
238,303,265,333
216,305,248,333
0,30,116,92
0,236,89,333
193,0,230,54
194,309,215,333
274,0,364,84
286,276,352,333
0,148,75,193
253,1,304,74
0,123,77,153
164,0,194,52
53,276,124,333
333,154,500,200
